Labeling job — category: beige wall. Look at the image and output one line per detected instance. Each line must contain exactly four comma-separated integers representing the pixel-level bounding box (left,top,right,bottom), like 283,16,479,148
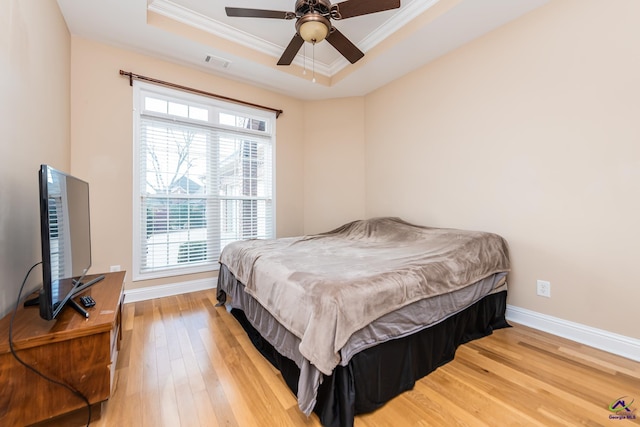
365,0,640,339
69,37,306,291
303,98,366,234
0,1,70,317
4,0,637,342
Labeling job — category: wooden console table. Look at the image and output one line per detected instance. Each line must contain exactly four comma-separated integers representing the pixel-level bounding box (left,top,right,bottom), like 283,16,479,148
0,271,125,426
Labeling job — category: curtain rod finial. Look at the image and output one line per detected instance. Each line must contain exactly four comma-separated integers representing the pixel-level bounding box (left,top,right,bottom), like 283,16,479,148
119,70,133,86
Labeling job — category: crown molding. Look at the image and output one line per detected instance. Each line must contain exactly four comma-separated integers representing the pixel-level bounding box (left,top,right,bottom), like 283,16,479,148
359,0,440,52
149,0,440,78
148,0,331,76
326,0,440,74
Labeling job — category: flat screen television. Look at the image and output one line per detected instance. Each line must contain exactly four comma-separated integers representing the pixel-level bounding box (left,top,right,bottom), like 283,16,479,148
37,164,94,320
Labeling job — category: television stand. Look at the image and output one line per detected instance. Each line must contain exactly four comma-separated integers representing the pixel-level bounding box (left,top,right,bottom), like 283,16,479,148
73,274,106,295
22,295,40,307
67,298,90,318
21,275,104,319
0,271,125,426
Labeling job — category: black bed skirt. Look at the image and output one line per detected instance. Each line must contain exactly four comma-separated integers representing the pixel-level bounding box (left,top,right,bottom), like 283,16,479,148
228,290,509,427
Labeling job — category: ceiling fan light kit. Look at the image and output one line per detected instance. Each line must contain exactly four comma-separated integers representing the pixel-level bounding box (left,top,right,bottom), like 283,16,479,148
297,14,330,43
225,0,401,68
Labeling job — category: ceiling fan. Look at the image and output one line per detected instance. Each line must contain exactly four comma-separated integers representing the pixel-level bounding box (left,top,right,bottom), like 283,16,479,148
226,0,401,66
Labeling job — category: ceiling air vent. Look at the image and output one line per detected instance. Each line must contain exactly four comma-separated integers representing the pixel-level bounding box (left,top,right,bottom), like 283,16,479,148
204,54,231,69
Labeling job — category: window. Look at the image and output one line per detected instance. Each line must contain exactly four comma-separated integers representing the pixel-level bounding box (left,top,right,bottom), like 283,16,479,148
132,82,275,280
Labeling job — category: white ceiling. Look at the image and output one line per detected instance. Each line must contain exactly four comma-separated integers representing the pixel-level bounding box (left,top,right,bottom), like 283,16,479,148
56,0,549,100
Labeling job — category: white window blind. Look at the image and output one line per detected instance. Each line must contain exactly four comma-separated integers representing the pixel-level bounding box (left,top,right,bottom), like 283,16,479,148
48,195,66,279
45,170,72,281
132,82,275,280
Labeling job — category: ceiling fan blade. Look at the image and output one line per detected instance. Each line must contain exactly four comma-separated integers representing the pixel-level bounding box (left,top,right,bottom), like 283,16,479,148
333,0,400,19
225,7,293,19
325,28,364,64
277,34,305,65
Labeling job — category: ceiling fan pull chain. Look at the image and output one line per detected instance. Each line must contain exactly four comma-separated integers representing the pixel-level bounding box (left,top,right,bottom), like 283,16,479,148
303,43,307,75
312,43,316,83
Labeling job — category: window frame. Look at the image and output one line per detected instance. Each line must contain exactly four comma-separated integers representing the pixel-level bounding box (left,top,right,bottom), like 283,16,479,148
132,81,276,281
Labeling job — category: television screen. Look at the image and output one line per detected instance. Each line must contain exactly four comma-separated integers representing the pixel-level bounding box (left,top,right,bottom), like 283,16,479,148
39,164,92,320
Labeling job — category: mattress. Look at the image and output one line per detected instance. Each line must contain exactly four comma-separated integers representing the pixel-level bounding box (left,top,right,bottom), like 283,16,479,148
216,217,511,416
219,217,511,378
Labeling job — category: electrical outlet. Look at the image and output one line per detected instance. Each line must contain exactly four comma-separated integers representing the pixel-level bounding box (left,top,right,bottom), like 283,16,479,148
536,280,551,298
110,265,121,272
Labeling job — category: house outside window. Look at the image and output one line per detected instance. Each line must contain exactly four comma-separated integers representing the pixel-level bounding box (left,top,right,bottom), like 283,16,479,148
132,82,275,280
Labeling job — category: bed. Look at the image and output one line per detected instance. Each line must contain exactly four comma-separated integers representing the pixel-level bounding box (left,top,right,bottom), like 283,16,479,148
216,217,511,426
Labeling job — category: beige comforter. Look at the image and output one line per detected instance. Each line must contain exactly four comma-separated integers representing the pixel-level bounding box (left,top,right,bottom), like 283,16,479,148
219,217,510,375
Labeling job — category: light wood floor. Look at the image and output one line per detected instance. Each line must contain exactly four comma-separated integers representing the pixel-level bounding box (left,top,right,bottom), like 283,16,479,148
88,289,639,427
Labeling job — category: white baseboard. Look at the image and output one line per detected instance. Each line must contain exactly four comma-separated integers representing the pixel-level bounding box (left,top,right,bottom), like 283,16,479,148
124,278,215,304
506,304,640,362
123,286,639,362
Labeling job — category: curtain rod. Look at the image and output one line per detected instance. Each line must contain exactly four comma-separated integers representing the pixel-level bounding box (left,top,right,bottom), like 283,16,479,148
119,70,283,118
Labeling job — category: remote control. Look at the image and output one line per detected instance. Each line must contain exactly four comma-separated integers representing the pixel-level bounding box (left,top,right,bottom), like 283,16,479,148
79,295,96,308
